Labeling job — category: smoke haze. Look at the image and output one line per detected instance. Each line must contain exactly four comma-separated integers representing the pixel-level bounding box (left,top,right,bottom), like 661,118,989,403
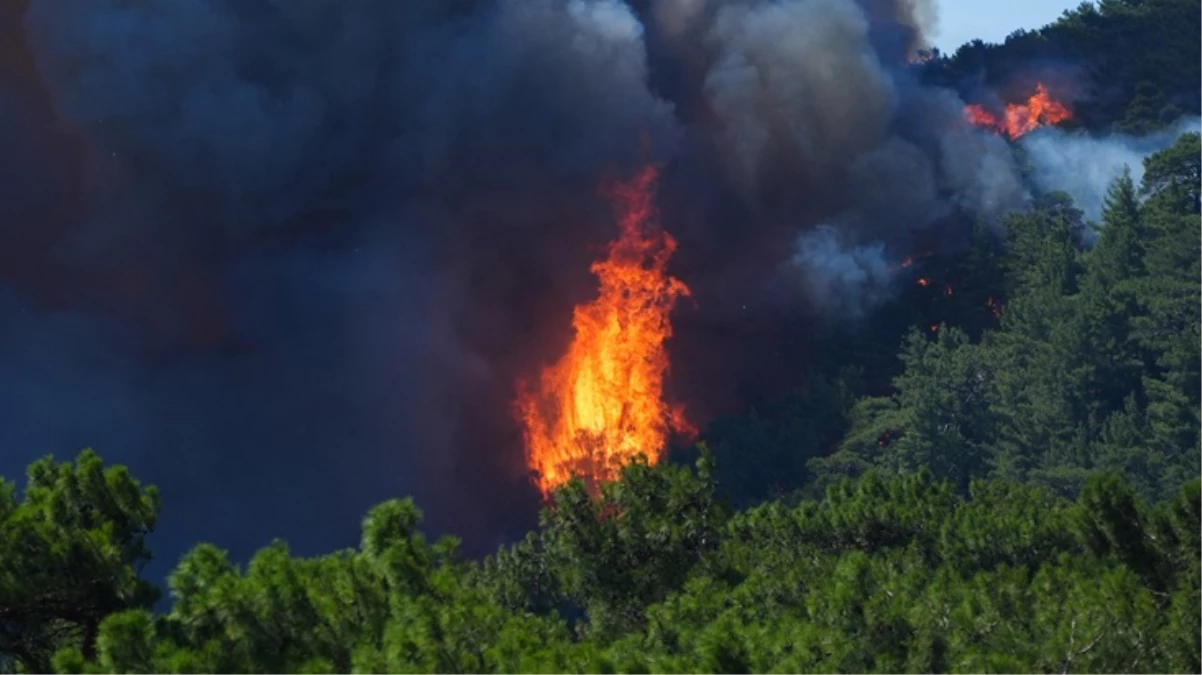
0,0,1069,578
1021,116,1202,225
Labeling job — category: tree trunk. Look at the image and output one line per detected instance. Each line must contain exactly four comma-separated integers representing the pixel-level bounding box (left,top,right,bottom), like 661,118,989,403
82,619,99,661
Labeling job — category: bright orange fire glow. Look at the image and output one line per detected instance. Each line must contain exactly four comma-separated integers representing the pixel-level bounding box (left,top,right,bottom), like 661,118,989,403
916,277,931,287
964,83,1072,140
516,165,693,497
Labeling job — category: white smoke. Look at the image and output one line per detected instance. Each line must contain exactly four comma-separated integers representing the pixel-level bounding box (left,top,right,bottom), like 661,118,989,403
1021,116,1202,225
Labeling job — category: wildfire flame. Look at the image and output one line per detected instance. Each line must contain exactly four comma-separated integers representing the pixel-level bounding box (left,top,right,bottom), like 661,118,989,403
964,83,1072,140
516,165,693,497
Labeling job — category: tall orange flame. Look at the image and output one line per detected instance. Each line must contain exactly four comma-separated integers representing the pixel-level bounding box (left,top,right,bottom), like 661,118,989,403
516,165,693,497
964,83,1071,140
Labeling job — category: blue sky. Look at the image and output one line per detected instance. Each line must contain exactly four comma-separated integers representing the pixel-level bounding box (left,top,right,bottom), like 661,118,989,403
933,1,1088,54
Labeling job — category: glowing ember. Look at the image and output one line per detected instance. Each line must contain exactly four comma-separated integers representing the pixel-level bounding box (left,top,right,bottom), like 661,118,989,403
916,277,931,287
888,250,934,275
964,83,1072,140
516,165,693,497
987,296,1003,318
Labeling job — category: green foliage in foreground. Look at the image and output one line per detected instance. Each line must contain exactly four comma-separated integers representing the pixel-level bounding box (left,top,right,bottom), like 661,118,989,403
0,450,159,673
0,448,1195,673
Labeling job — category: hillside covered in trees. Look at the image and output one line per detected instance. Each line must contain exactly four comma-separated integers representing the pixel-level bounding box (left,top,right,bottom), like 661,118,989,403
2,0,1200,673
692,0,1202,512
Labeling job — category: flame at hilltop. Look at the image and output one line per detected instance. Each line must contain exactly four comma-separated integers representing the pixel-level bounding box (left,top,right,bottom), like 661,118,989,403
965,83,1072,140
516,166,694,497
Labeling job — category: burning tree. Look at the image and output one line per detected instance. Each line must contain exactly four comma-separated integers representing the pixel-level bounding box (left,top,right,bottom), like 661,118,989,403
964,83,1073,139
515,166,694,496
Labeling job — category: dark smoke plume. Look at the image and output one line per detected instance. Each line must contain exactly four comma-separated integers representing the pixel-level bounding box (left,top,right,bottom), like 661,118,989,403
2,0,1023,575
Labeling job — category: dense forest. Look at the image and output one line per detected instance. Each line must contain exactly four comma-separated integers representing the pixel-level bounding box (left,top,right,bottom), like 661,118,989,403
3,0,1200,673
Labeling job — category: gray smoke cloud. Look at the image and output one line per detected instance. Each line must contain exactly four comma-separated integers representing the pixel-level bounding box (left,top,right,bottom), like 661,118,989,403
789,226,894,317
1021,116,1202,226
3,0,1031,576
668,0,1021,315
704,0,896,189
